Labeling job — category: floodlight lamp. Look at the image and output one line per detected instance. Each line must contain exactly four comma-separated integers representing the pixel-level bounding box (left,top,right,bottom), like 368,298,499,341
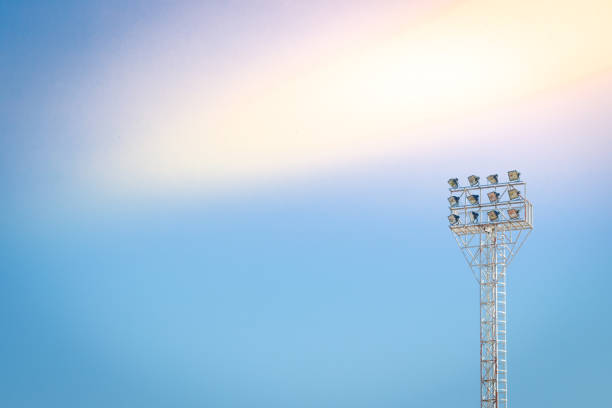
508,170,520,181
448,178,459,189
487,210,500,222
468,175,480,186
448,196,460,207
487,174,499,184
508,208,520,219
487,191,500,203
508,188,520,200
469,211,479,223
467,194,479,205
448,214,460,225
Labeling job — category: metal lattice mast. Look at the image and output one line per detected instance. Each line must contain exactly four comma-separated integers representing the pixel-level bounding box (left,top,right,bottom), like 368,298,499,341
447,171,532,408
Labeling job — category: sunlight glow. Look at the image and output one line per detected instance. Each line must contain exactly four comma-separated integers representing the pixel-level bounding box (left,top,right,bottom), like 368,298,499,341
78,0,612,196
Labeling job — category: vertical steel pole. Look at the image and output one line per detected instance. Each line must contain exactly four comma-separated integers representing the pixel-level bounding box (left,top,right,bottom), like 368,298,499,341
496,231,508,408
480,228,498,408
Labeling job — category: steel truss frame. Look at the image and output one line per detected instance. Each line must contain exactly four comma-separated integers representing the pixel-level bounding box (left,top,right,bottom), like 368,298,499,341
448,178,532,408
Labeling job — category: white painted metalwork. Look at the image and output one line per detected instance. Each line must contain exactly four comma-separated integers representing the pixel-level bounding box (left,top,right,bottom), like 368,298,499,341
448,173,533,408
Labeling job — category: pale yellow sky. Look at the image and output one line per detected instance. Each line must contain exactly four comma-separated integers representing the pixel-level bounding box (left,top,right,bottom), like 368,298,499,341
76,0,612,197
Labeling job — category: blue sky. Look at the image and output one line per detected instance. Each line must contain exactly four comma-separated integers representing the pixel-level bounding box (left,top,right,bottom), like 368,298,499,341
2,1,612,407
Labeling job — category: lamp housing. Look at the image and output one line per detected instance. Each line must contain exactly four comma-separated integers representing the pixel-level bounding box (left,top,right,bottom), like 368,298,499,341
508,188,520,200
468,175,480,186
469,211,479,223
448,196,460,207
508,170,520,181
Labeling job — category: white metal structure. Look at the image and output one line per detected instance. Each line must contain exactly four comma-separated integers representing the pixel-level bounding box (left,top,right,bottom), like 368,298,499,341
447,171,532,408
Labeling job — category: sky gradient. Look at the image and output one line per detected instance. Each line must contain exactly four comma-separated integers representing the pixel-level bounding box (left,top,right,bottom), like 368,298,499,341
2,1,612,407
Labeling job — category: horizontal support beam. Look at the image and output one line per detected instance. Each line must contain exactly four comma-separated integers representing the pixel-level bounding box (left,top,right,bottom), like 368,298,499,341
451,220,532,235
449,199,526,211
449,181,525,192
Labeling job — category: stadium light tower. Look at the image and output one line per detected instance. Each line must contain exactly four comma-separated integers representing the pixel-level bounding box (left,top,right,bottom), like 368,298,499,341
447,170,533,408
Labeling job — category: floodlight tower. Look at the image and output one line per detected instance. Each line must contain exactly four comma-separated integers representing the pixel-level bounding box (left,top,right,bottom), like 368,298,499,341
447,170,532,408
